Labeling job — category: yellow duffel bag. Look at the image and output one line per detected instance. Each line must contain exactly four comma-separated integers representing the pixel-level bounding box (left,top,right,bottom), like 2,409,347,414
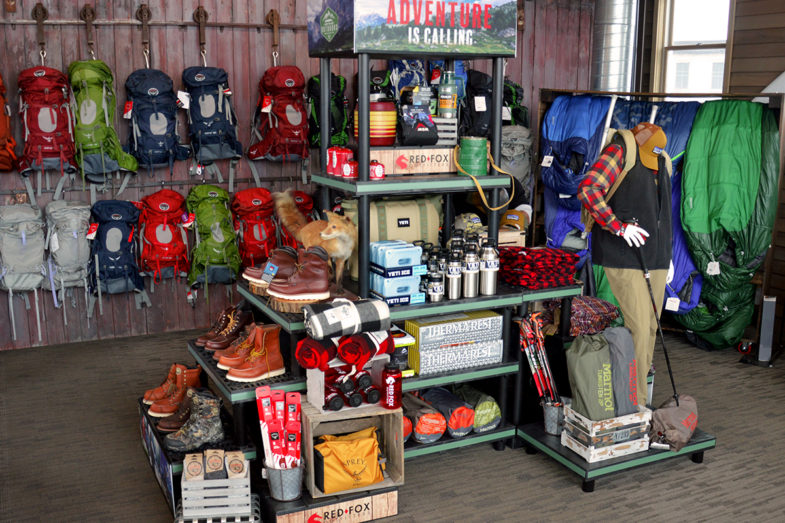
313,432,384,494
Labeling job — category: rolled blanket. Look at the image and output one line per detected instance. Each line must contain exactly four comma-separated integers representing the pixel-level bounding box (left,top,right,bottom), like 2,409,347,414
337,331,394,371
295,337,338,371
421,387,475,438
453,384,501,434
402,392,446,444
304,298,391,340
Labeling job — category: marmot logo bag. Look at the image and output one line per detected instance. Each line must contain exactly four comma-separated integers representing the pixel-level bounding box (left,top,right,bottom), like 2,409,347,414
231,187,276,267
139,189,189,284
17,66,77,204
306,72,349,147
124,69,189,176
248,65,309,162
0,73,17,172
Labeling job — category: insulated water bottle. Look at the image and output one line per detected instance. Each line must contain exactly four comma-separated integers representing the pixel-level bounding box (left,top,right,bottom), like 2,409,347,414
462,245,480,298
382,364,402,410
479,238,500,295
446,250,463,300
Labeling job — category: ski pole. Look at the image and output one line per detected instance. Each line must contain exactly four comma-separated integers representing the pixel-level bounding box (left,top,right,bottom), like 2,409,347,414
533,315,560,404
519,323,545,400
528,314,556,403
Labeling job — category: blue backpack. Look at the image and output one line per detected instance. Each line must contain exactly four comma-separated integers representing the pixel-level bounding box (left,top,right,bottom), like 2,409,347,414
124,68,190,176
182,67,243,187
88,200,150,316
388,59,428,101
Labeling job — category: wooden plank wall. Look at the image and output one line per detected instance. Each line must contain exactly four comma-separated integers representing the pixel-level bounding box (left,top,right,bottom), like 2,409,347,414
728,0,785,347
0,0,595,350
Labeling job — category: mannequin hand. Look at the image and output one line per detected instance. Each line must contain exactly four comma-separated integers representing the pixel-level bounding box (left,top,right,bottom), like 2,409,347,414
618,222,649,248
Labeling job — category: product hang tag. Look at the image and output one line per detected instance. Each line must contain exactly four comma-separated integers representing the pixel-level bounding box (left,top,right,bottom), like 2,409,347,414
123,101,133,119
86,223,98,240
541,155,554,167
664,297,681,312
430,69,441,84
50,232,60,253
182,212,196,229
223,88,232,96
261,262,278,284
176,91,190,109
474,96,487,112
502,106,512,121
707,261,721,276
261,95,273,113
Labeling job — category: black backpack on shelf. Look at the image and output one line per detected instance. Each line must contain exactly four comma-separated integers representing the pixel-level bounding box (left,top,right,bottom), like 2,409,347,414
503,78,529,127
307,73,350,147
460,70,493,137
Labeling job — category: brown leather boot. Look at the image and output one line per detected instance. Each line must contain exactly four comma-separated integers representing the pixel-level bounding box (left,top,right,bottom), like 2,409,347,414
205,309,254,351
149,365,188,417
157,387,197,432
219,324,276,370
143,364,202,405
226,325,285,382
212,324,255,361
195,306,235,347
242,246,299,284
266,246,330,301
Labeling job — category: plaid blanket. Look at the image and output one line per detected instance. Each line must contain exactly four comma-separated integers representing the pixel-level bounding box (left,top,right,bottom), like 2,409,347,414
499,247,579,289
542,295,620,336
295,337,338,371
303,298,391,340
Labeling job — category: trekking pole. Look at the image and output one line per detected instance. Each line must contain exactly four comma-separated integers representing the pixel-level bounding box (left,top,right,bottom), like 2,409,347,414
519,321,546,402
636,248,679,406
532,313,560,404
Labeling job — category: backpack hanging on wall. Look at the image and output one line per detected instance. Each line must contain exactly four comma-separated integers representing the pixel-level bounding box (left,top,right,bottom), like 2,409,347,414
388,60,428,102
17,66,77,205
0,72,17,172
460,70,493,138
0,204,46,342
88,200,149,317
306,72,349,148
124,68,190,176
138,189,190,284
248,65,309,162
42,199,91,326
186,184,241,289
68,60,138,199
231,187,276,268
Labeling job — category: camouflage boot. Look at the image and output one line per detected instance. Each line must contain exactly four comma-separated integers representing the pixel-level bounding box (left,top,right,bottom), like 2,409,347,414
164,391,224,452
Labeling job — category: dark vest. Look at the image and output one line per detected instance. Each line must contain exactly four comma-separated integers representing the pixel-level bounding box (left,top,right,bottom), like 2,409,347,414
591,139,672,270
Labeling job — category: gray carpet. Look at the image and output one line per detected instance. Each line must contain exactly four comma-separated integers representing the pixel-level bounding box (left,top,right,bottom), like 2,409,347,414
2,329,783,522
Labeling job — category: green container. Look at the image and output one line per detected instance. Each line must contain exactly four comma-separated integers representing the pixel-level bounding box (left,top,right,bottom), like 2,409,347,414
459,137,488,176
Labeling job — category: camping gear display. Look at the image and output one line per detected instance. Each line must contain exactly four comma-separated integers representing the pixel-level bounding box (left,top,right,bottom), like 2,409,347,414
138,189,189,283
421,387,475,438
88,200,148,317
231,187,276,267
520,313,562,407
123,68,189,176
313,427,384,494
565,333,615,421
248,65,309,162
68,60,138,194
303,298,391,340
307,72,349,147
0,72,17,171
42,200,91,325
499,247,579,290
453,384,501,434
402,392,446,444
16,66,77,204
0,204,45,341
186,184,241,287
460,70,493,137
181,66,243,188
353,100,397,146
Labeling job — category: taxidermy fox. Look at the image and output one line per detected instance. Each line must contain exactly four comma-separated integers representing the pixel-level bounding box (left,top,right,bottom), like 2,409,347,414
273,190,357,288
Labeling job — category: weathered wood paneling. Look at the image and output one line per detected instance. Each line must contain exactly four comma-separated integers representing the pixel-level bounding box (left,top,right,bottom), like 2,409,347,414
0,0,594,350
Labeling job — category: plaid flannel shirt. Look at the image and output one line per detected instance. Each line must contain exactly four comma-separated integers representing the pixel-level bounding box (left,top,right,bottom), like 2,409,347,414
577,144,625,234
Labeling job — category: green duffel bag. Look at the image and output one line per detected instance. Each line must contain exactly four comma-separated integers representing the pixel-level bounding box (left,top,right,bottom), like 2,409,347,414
342,196,443,280
565,333,616,421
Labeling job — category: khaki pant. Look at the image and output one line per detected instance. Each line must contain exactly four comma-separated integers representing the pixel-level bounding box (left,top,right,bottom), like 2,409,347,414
604,267,667,407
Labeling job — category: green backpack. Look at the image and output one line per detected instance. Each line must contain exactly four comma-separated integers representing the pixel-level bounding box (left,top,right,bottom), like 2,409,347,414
186,185,241,287
68,60,137,198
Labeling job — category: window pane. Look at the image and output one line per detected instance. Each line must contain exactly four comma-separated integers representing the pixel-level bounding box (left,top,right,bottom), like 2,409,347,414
665,49,725,93
671,0,729,45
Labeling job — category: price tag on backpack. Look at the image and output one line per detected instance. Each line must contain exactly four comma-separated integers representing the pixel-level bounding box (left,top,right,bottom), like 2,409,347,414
123,101,133,119
50,232,60,253
474,96,487,112
86,223,98,240
541,155,554,167
182,212,195,229
502,106,512,121
430,69,442,84
665,297,681,312
261,95,273,113
261,262,279,284
707,261,720,275
223,88,232,96
177,90,190,109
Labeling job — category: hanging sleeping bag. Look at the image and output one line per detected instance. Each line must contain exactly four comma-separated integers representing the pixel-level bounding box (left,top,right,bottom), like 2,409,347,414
421,387,475,438
565,333,616,421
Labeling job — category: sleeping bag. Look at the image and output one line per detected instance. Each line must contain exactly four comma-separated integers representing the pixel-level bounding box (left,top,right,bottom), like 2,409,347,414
421,387,475,438
453,384,501,434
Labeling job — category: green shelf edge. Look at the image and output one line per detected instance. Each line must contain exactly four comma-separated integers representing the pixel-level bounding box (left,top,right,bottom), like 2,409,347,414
389,295,522,321
404,427,516,459
237,285,305,333
403,363,519,391
311,174,511,195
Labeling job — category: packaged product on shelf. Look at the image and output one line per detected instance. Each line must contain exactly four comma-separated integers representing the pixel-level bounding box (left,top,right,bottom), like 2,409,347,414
256,387,303,470
295,337,338,371
224,451,247,479
303,299,391,340
421,387,475,438
313,426,386,494
405,310,503,348
184,453,204,482
453,384,502,434
204,449,227,479
413,339,504,376
402,393,446,444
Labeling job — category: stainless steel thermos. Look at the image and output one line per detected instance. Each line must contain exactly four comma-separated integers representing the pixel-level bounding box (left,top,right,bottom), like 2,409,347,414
446,250,463,300
427,272,444,302
462,244,480,298
479,239,499,295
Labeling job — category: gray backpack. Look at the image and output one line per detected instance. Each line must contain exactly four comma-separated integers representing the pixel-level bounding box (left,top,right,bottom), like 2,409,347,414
500,125,533,203
0,204,46,341
43,200,92,325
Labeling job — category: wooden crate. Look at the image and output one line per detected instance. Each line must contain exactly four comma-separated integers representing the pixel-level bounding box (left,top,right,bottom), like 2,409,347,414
302,402,404,499
305,354,390,414
432,117,458,146
480,226,526,247
273,489,398,523
368,146,456,175
560,405,652,463
181,470,252,519
561,430,650,462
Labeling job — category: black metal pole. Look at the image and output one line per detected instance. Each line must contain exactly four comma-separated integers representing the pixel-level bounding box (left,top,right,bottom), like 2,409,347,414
488,56,505,243
358,53,371,298
443,193,454,247
319,57,331,212
494,306,513,450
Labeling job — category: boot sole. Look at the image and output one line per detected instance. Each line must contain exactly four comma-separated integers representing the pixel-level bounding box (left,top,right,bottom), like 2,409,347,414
147,408,179,418
242,273,268,285
226,367,286,383
217,362,240,371
266,288,330,301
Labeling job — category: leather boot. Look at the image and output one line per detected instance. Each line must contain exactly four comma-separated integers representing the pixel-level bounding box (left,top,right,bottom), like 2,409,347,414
143,364,201,405
242,246,298,285
149,365,188,417
205,309,254,351
212,324,255,362
164,391,224,452
227,325,285,382
219,324,275,370
266,246,330,301
157,387,197,432
195,306,235,347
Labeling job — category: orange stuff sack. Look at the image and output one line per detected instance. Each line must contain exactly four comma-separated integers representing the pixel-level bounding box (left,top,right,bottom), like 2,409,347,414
313,436,384,494
402,392,447,444
402,416,413,443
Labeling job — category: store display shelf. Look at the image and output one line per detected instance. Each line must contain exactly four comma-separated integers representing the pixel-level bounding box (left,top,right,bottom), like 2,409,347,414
516,423,716,492
311,173,511,196
237,285,305,333
404,424,516,459
519,283,584,303
402,361,519,392
387,284,523,322
187,341,306,404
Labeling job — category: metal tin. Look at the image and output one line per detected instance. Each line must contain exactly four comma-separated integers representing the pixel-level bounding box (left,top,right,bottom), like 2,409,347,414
369,159,385,180
427,272,445,302
342,159,359,179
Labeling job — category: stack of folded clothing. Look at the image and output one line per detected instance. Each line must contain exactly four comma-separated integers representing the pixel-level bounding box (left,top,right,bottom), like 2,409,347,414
540,295,621,336
499,247,579,289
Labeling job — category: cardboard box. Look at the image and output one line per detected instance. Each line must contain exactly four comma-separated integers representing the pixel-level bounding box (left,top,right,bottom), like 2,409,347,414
405,310,503,348
369,290,426,306
480,226,526,248
302,402,404,499
369,146,457,175
412,338,504,376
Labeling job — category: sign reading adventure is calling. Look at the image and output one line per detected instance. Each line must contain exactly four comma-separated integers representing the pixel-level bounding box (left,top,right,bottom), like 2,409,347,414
308,0,518,57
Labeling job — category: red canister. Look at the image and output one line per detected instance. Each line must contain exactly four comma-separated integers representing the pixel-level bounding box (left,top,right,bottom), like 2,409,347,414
343,160,359,179
327,147,339,176
335,147,353,177
381,363,402,410
369,160,385,180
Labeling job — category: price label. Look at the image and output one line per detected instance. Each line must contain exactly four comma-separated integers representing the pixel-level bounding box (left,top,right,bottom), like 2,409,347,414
123,101,133,119
502,106,512,120
261,262,279,284
474,96,487,112
176,90,190,110
261,95,273,113
707,261,720,275
665,297,681,312
86,223,99,240
541,155,554,167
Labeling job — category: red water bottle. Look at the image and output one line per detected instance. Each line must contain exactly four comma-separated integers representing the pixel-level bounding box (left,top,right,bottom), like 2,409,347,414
382,364,402,410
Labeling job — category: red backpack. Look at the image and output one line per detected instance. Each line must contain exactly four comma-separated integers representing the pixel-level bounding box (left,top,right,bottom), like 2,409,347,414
277,190,317,249
0,73,17,171
247,66,309,162
17,67,77,196
139,189,190,282
231,187,276,267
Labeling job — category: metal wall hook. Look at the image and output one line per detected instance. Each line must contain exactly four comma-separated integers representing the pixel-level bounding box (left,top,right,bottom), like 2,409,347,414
193,5,208,65
32,2,48,64
136,3,152,68
80,4,97,60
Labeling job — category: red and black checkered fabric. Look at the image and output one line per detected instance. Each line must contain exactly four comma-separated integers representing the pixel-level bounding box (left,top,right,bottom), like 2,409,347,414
499,247,579,289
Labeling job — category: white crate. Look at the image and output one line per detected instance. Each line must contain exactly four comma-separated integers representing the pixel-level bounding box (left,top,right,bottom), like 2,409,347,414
176,493,260,523
181,469,252,519
306,354,390,414
561,430,650,463
432,117,458,146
